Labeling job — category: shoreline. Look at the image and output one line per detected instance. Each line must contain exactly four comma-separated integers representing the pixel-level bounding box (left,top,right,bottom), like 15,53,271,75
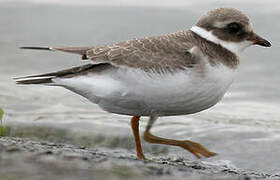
0,136,277,180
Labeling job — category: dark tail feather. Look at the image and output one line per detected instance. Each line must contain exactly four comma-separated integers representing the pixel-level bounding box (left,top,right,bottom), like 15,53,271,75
20,46,53,51
15,77,53,84
14,64,98,85
20,46,93,59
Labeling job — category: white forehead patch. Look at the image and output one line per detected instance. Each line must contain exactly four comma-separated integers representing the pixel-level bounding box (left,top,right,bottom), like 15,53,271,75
190,26,252,55
213,21,233,28
248,22,253,32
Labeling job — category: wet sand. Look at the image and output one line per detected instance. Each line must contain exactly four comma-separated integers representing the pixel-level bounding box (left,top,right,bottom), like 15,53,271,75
0,136,278,180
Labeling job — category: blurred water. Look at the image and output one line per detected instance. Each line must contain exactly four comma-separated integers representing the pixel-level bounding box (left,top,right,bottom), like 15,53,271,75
0,0,280,175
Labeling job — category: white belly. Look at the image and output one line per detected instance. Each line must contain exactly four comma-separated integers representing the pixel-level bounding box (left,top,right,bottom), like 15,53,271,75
55,63,236,116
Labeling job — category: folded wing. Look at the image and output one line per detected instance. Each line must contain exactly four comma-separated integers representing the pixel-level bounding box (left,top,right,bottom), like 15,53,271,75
20,31,200,74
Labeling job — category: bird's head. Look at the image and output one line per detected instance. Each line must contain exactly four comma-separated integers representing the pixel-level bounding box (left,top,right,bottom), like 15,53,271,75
191,8,271,54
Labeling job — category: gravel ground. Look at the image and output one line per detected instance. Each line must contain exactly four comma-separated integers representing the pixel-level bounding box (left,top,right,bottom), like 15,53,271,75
0,137,278,180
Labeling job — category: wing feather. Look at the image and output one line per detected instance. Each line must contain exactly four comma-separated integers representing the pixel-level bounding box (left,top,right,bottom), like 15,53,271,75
86,30,198,73
20,31,201,73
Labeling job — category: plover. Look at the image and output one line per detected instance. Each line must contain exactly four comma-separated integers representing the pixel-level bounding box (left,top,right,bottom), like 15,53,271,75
15,8,271,159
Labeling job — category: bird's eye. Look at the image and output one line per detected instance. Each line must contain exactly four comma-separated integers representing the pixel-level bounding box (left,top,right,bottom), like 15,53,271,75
227,23,241,34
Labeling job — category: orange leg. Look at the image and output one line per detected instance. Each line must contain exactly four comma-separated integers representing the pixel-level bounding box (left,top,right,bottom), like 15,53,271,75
142,115,216,158
130,116,146,160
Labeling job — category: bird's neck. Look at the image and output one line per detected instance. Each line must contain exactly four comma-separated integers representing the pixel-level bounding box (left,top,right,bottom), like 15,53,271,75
190,26,250,55
189,28,240,69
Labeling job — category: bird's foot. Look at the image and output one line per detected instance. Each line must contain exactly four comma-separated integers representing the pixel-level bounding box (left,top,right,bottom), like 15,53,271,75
136,153,148,161
179,140,217,158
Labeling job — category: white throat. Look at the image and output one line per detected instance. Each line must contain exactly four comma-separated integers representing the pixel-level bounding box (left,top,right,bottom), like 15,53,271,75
190,26,252,55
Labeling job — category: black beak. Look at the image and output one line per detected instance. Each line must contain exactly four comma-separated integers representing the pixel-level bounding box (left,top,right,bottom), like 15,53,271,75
249,32,271,47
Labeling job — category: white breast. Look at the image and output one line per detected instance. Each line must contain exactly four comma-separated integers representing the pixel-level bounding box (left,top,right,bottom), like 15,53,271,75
54,62,236,116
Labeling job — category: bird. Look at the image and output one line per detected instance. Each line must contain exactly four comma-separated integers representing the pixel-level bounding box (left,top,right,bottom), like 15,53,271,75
15,8,271,160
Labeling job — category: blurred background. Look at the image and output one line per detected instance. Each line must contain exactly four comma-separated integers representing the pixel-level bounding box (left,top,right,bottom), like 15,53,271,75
0,0,280,175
